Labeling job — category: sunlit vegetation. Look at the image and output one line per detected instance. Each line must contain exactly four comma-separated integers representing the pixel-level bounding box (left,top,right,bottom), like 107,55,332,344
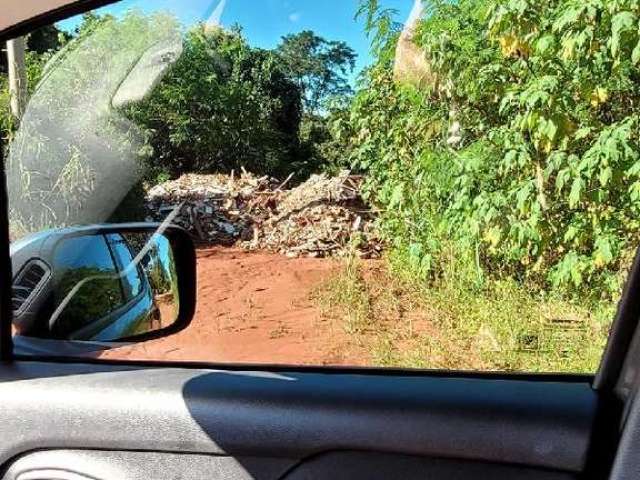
309,0,640,371
345,0,640,298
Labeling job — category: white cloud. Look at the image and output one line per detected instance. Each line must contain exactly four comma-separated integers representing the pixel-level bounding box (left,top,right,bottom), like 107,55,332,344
288,12,302,22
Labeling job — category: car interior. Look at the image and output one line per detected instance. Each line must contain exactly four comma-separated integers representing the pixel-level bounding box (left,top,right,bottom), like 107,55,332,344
2,1,640,480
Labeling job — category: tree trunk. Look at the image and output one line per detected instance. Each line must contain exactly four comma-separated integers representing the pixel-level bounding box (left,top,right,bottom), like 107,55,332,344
7,37,27,121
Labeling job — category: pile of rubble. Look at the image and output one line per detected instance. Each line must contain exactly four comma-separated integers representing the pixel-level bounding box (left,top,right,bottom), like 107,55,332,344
145,170,382,258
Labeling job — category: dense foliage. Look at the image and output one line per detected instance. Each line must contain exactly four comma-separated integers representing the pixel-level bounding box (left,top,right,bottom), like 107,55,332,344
0,51,50,143
277,30,356,113
125,26,304,179
3,12,360,238
126,27,356,180
343,0,640,297
2,14,358,183
1,23,69,143
0,75,11,142
6,0,639,299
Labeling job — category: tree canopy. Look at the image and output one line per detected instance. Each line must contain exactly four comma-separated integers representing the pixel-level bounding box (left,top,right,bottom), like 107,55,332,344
276,30,357,113
126,25,304,179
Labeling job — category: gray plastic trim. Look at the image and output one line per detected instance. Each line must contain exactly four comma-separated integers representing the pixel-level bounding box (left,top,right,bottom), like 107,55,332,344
3,449,579,480
284,451,577,480
0,361,597,474
3,450,294,480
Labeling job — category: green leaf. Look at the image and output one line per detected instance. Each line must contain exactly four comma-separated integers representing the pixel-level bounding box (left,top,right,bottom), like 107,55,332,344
569,177,583,208
535,34,555,55
629,182,640,202
633,40,640,64
556,169,570,192
628,161,640,177
599,166,613,187
570,265,583,287
611,11,637,57
553,6,584,32
564,225,579,242
594,237,614,267
389,184,404,208
574,127,592,141
543,118,558,141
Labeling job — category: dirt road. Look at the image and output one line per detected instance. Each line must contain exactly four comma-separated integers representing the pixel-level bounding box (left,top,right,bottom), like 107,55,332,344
103,248,370,365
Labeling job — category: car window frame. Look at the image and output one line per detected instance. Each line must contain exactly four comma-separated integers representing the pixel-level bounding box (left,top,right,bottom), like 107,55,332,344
104,233,146,303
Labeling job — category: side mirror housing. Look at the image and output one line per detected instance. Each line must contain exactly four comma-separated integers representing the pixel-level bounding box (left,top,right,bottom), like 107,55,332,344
10,223,196,349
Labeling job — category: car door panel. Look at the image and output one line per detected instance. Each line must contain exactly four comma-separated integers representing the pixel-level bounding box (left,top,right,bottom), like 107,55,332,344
2,450,575,480
0,361,596,479
282,452,575,480
3,450,295,480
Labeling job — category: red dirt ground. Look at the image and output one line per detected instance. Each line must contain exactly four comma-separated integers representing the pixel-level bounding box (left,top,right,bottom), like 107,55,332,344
102,248,371,366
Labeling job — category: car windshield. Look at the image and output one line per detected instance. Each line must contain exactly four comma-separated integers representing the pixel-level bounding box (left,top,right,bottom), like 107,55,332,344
2,0,632,372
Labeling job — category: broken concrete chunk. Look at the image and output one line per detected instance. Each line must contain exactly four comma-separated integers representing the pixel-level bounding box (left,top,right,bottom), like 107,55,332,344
144,170,383,258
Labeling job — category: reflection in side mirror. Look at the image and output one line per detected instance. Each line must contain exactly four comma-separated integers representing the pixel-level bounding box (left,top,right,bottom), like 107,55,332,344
10,224,195,344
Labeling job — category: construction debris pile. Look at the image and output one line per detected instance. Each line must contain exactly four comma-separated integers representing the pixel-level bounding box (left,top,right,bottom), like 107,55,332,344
145,170,383,258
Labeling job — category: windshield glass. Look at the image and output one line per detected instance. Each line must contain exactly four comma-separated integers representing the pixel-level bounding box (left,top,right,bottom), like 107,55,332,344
2,0,627,372
7,1,204,236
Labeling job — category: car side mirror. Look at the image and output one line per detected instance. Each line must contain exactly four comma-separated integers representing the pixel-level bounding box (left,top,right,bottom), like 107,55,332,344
10,223,196,345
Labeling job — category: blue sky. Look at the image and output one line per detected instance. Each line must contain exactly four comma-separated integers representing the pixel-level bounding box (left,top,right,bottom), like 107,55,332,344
58,0,412,84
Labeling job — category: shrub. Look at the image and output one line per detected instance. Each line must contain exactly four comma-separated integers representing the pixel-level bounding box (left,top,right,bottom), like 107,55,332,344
346,0,640,298
124,26,304,180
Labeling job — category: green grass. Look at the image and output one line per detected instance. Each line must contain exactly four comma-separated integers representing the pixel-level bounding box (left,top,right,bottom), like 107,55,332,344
313,253,615,373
